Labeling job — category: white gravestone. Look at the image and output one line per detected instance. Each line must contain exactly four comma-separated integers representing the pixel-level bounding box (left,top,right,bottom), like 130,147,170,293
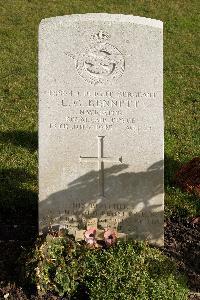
39,14,164,245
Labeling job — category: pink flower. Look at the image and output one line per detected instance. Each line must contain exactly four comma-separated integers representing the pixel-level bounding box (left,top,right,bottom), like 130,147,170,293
104,229,117,246
84,228,97,245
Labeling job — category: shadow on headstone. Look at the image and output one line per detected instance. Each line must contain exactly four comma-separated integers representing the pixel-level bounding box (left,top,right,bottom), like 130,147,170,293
40,160,164,242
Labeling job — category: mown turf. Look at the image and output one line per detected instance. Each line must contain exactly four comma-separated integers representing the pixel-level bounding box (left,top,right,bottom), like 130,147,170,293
0,0,199,231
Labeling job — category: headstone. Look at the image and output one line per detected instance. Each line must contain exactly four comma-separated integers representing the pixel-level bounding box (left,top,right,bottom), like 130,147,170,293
39,14,164,245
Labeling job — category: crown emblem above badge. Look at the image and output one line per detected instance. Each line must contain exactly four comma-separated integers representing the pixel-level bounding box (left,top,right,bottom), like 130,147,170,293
92,30,111,43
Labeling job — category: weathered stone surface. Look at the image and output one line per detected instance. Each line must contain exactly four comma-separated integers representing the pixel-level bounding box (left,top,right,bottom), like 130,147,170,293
39,14,164,245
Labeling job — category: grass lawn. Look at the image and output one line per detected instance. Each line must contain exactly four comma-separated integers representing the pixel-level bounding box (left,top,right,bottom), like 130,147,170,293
1,0,199,229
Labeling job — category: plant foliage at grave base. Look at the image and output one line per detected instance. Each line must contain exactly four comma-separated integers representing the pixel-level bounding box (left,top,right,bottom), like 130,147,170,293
23,234,189,300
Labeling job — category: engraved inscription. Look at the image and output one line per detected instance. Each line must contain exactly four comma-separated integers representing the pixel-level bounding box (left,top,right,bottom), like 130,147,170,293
49,89,158,98
47,89,159,132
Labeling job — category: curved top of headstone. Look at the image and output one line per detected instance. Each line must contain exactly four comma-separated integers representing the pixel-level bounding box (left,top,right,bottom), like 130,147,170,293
39,13,163,29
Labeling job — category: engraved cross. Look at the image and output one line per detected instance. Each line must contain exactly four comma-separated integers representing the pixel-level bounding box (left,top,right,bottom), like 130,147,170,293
80,136,122,197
